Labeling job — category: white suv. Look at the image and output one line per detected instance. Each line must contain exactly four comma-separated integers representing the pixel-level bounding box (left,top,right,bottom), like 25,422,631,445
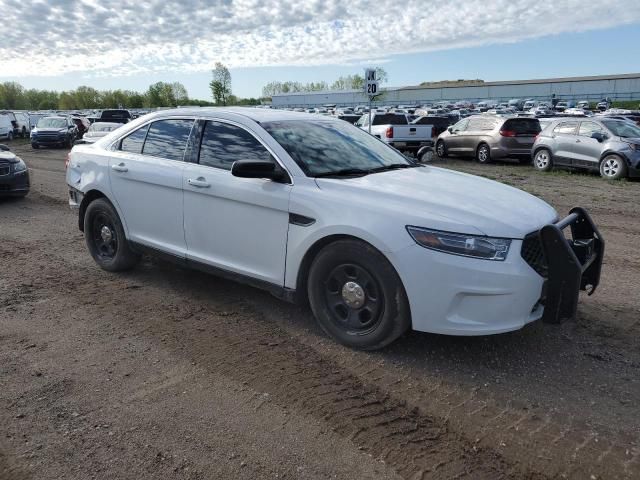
66,108,604,349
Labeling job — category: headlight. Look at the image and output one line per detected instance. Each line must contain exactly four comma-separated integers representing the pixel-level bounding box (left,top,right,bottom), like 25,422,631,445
406,226,511,261
13,160,27,173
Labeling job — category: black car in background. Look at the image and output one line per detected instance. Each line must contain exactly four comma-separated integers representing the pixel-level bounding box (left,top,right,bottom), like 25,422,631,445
99,109,132,124
31,116,78,149
0,144,30,198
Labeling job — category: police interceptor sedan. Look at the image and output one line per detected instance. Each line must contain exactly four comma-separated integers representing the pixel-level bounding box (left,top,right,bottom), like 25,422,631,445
66,108,604,350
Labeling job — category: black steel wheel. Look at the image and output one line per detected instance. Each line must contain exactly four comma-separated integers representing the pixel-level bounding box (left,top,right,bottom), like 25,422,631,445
308,239,410,350
84,198,140,271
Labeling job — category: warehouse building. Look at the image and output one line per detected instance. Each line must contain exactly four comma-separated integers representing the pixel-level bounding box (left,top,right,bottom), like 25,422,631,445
271,73,640,108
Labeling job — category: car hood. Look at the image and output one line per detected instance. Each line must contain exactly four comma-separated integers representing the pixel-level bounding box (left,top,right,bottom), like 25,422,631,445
315,166,558,239
0,151,18,162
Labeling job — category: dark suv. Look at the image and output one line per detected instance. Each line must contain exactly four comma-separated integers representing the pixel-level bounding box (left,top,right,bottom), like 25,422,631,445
532,118,640,180
435,115,541,164
31,116,78,149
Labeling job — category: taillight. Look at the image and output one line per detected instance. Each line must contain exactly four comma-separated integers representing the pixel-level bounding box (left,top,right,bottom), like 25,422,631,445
385,126,393,138
65,152,71,169
499,129,517,137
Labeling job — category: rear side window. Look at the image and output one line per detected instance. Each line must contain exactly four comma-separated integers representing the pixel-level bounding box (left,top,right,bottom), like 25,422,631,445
372,114,407,125
142,119,194,161
578,122,603,137
120,124,149,154
502,119,541,135
553,122,578,135
198,121,272,170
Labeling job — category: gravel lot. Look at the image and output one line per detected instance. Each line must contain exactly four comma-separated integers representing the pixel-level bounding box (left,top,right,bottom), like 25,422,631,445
1,140,639,479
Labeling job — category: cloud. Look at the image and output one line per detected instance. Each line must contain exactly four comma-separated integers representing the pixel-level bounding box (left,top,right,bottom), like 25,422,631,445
1,0,639,77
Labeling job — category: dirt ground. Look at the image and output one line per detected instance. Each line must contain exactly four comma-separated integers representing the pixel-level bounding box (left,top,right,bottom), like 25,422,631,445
1,139,639,479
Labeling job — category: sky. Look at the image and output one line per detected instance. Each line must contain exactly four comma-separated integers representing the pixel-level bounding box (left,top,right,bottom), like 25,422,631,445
1,0,640,99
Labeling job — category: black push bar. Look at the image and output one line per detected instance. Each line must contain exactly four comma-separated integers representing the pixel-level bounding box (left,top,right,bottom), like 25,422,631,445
539,207,604,324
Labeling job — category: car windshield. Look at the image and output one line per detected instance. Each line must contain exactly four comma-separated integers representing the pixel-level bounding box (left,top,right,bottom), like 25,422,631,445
37,118,66,128
602,120,640,138
262,120,412,177
372,114,407,125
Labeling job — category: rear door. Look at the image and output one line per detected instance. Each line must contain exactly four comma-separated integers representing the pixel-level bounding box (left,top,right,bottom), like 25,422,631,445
108,118,194,256
550,121,579,165
182,119,291,285
574,121,605,168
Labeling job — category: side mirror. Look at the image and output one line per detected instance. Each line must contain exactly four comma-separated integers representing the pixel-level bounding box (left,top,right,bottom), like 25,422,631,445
447,126,453,133
231,160,286,181
591,132,605,142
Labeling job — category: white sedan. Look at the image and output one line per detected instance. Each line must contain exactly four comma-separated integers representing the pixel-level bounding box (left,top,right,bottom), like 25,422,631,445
66,108,604,350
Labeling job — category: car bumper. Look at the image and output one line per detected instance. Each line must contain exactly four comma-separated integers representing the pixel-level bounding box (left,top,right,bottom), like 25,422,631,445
625,152,640,178
392,207,603,335
0,170,30,196
31,137,67,146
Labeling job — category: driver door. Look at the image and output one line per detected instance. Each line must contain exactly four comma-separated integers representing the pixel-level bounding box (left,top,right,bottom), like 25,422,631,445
445,118,469,152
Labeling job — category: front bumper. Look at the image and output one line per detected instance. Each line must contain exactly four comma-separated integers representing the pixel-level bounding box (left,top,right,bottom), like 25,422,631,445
392,207,603,335
0,170,30,196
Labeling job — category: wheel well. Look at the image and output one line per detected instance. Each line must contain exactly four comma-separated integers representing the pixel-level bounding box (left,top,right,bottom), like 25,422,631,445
78,190,106,232
599,152,624,164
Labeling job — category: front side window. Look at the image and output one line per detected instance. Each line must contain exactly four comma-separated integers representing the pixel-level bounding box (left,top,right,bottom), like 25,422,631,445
578,122,603,137
262,119,411,176
553,122,578,135
452,119,469,132
142,119,194,161
120,124,149,154
198,121,272,170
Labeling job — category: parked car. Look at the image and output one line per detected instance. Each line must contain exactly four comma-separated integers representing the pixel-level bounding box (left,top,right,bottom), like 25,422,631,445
555,101,575,112
0,143,30,197
30,116,78,148
435,115,541,164
576,101,591,110
0,114,14,141
0,111,20,138
523,100,537,111
74,122,122,144
596,101,610,112
72,116,92,138
532,117,640,179
99,109,132,124
65,107,603,349
412,115,454,138
355,112,433,154
11,112,31,137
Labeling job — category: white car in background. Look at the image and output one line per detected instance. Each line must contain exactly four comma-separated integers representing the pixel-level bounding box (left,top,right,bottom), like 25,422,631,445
66,108,604,350
75,122,122,144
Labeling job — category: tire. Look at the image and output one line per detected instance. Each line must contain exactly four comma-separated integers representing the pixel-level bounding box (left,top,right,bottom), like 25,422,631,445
21,127,26,138
417,147,434,163
31,143,39,149
600,155,627,180
84,198,140,272
533,148,553,172
476,143,491,164
307,239,411,350
7,131,13,142
435,140,446,158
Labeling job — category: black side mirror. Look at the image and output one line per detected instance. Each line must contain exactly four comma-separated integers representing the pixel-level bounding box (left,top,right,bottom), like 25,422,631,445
447,126,453,133
591,132,605,142
231,160,286,182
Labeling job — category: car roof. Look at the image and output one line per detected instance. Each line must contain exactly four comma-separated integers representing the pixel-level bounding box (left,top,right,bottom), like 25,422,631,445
141,107,343,124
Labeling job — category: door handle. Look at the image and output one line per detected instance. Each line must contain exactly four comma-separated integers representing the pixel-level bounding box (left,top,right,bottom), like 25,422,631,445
187,177,210,188
111,163,128,172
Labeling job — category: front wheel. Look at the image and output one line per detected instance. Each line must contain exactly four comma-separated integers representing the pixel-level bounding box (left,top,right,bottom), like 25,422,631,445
600,155,627,180
7,131,13,141
84,198,140,272
307,240,410,350
476,143,491,164
533,149,553,172
435,140,446,158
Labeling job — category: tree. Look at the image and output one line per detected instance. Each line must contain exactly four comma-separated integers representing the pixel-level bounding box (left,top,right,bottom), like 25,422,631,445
210,63,232,105
0,82,25,109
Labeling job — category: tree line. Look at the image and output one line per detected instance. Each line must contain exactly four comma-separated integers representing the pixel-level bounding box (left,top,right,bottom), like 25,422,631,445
261,67,388,98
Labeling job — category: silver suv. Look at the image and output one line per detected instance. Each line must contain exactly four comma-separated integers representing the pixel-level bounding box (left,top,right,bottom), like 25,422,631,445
531,118,640,180
435,115,541,164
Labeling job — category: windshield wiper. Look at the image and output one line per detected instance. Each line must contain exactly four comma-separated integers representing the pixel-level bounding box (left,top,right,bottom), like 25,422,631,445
314,168,372,178
369,163,419,173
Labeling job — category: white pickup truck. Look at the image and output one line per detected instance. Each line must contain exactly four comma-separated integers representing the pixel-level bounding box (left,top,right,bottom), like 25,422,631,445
355,113,432,155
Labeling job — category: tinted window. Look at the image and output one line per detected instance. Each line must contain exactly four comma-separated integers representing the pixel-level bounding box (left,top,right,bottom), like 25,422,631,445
120,124,149,154
199,121,272,170
142,119,194,161
553,122,578,135
262,120,409,176
503,119,541,135
372,114,407,125
578,122,603,137
467,117,495,131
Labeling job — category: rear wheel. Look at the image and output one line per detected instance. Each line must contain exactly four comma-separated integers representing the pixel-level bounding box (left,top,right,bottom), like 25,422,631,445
84,198,140,272
600,155,627,180
476,143,491,164
533,148,553,172
307,239,410,350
